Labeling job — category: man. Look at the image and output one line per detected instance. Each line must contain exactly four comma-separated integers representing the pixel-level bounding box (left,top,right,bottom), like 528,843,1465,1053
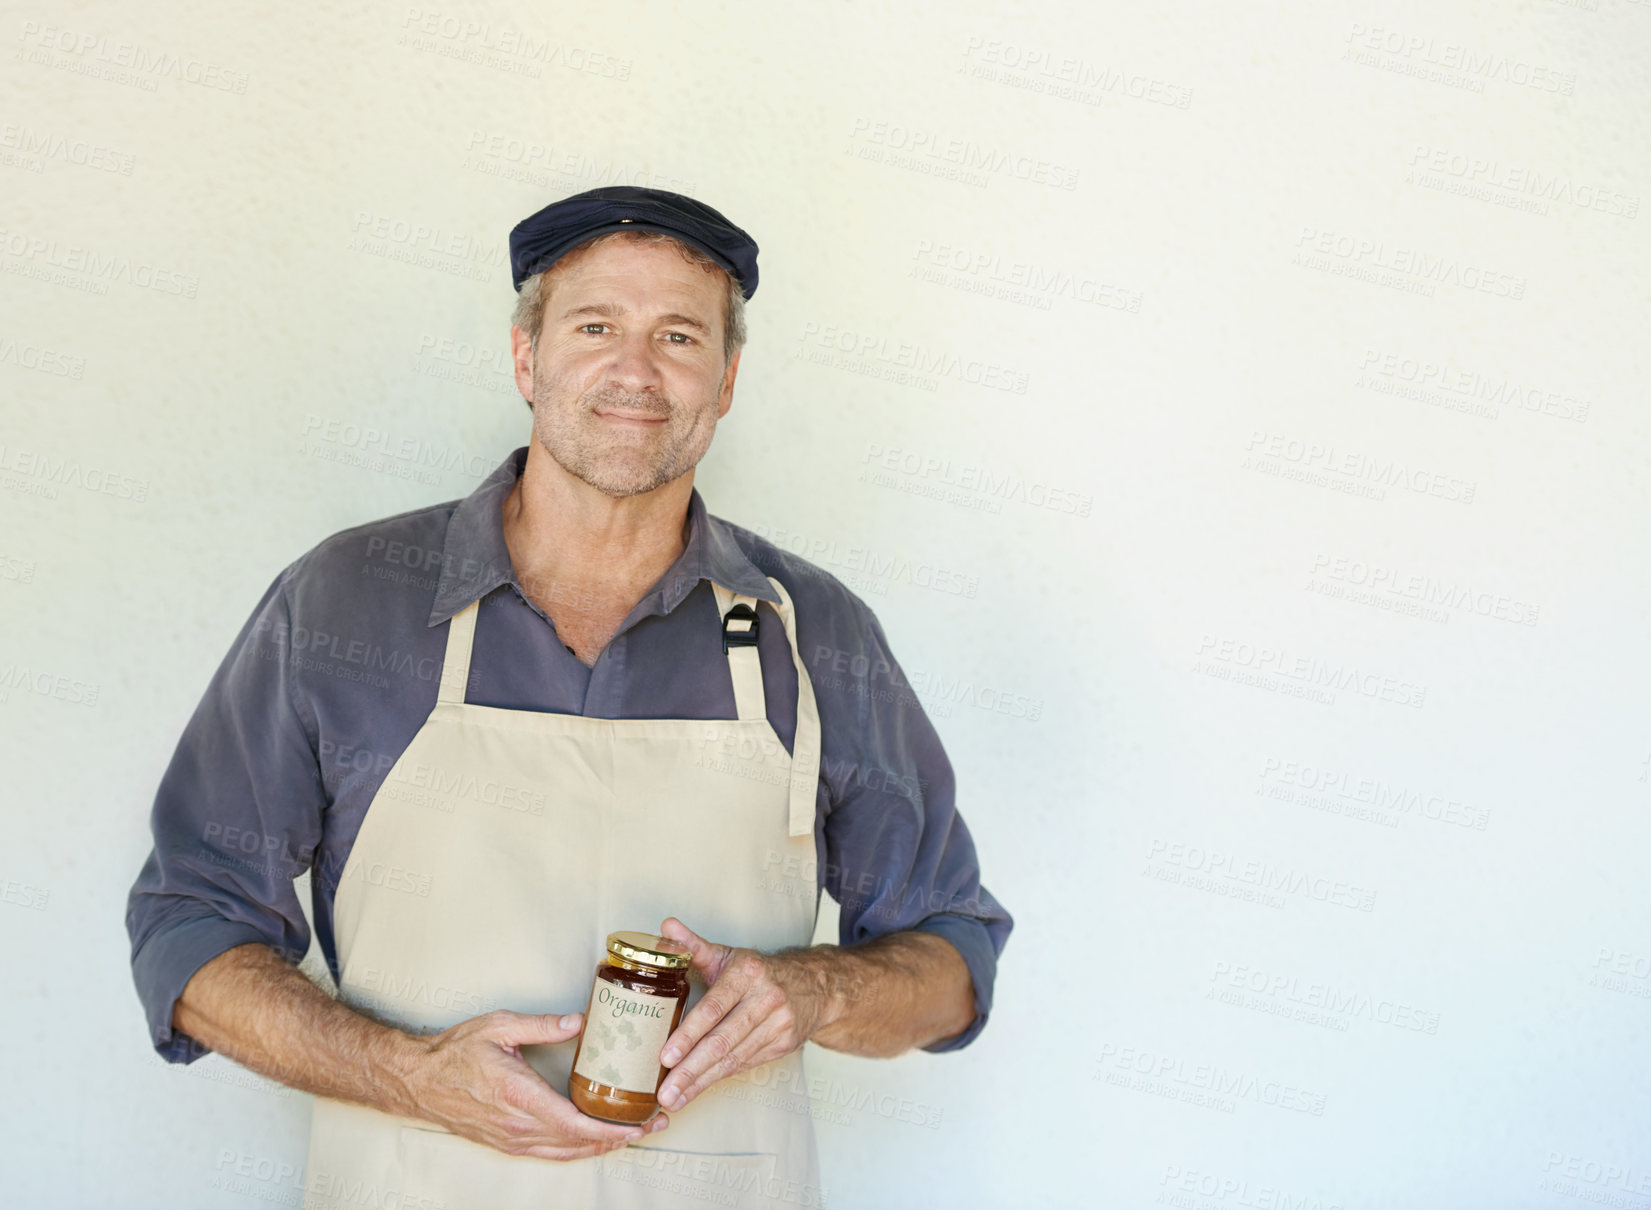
126,186,1012,1206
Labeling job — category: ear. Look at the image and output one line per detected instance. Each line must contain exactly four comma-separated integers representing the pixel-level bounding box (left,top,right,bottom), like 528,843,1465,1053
511,324,537,404
717,349,741,419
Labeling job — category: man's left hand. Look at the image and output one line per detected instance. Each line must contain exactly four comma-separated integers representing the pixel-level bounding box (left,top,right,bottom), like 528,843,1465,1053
654,916,827,1113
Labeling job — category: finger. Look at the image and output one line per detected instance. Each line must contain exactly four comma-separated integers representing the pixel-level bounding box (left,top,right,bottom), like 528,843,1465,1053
517,1137,633,1163
483,1010,587,1048
658,988,774,1108
545,1102,652,1145
659,917,730,982
496,1076,648,1144
453,1104,641,1160
660,954,759,1069
662,1015,790,1111
513,1106,668,1158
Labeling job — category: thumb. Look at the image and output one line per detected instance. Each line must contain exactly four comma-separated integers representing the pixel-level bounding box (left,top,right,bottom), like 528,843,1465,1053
660,917,728,980
488,1010,586,1047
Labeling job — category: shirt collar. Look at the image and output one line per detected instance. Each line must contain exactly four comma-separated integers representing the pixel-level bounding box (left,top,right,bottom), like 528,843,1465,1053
427,445,779,628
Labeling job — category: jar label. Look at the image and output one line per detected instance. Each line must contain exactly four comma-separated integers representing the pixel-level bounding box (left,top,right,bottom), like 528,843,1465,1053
573,980,677,1094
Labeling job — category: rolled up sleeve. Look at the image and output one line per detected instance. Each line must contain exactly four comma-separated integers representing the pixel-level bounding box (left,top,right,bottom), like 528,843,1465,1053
814,607,1013,1053
125,566,324,1063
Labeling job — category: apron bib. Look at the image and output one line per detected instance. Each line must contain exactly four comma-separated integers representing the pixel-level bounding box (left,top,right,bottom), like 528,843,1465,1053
302,578,825,1209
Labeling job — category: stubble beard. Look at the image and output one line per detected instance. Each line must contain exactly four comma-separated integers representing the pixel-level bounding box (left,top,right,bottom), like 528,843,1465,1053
529,360,718,499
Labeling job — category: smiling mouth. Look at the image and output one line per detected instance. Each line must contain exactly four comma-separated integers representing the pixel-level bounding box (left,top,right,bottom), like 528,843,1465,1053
595,410,668,425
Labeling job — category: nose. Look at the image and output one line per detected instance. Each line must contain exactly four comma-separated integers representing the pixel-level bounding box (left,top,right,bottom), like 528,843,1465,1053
603,328,666,394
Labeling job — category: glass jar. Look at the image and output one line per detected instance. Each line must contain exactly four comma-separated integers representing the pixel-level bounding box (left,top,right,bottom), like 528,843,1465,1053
569,931,693,1124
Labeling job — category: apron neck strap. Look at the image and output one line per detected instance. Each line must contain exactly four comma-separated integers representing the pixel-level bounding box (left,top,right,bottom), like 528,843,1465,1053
434,582,820,839
711,581,768,722
713,578,821,838
437,599,480,705
767,577,822,839
433,589,780,719
706,581,815,835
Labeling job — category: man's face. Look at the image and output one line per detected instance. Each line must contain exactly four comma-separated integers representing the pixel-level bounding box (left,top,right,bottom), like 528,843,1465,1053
514,237,739,499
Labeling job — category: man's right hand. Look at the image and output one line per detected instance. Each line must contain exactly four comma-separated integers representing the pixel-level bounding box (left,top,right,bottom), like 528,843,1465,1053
407,1009,670,1161
171,947,669,1164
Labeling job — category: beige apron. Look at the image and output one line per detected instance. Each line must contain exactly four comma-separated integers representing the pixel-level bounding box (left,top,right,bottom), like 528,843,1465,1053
301,578,825,1209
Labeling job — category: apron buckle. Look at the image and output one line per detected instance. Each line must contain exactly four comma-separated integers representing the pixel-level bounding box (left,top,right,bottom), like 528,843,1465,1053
721,602,760,653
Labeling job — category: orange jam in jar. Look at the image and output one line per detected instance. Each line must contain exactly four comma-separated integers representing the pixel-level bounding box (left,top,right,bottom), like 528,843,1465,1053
569,931,692,1124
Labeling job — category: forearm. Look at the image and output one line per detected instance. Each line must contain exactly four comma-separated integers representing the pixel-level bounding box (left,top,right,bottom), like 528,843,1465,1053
172,942,426,1116
770,930,976,1059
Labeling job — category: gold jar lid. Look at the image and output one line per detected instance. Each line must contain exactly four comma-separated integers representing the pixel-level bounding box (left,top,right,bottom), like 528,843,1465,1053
606,930,693,970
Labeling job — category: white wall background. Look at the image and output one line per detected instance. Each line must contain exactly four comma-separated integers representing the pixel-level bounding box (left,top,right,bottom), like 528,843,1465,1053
3,1,1648,1206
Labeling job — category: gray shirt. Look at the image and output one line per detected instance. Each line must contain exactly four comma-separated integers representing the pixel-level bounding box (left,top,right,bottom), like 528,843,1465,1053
126,445,1012,1062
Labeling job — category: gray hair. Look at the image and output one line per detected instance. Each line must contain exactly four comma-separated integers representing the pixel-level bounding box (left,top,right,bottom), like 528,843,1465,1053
511,229,747,375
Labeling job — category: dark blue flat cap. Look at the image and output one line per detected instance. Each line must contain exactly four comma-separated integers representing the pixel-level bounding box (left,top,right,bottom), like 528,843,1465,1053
508,185,759,299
